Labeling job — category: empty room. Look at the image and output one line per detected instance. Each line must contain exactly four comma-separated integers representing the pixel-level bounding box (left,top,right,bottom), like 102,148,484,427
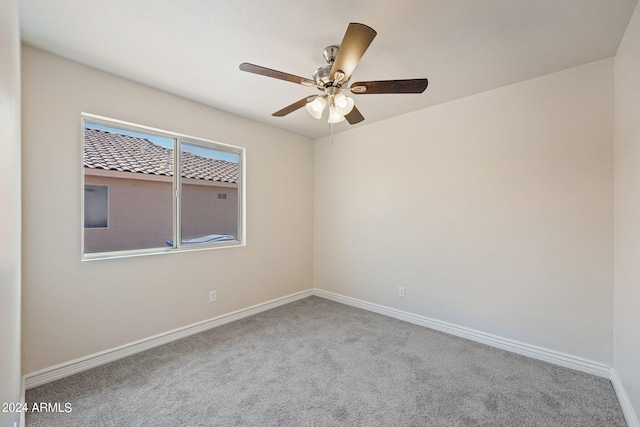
2,0,640,426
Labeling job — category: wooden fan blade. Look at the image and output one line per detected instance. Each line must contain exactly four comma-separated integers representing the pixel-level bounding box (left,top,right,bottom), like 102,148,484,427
272,97,311,117
330,23,377,83
345,106,365,124
240,63,316,87
351,79,429,94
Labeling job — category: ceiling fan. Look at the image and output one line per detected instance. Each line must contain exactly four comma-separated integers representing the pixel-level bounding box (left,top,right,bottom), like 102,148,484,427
239,23,428,125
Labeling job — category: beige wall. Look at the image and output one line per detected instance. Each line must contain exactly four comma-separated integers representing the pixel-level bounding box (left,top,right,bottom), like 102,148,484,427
22,46,313,373
614,1,640,419
0,0,21,425
314,60,614,364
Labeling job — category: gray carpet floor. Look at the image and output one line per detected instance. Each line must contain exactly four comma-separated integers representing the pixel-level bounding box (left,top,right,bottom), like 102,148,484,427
26,296,626,426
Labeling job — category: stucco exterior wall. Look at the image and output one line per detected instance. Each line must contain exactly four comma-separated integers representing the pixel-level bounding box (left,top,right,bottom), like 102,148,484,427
84,172,238,253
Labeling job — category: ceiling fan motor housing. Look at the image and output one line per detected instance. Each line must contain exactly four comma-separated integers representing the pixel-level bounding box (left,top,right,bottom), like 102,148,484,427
314,45,348,87
313,65,350,88
313,65,333,86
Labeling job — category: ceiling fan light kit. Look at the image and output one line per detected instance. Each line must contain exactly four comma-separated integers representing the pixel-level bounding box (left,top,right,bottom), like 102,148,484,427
306,96,326,119
328,104,346,124
335,93,354,112
304,87,356,122
240,23,429,126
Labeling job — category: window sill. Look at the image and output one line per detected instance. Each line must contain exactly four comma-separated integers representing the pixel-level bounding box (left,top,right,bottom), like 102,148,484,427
81,240,245,262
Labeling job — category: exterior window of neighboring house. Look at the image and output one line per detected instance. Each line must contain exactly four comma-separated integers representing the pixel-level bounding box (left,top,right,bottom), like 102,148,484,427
82,114,244,259
84,185,108,228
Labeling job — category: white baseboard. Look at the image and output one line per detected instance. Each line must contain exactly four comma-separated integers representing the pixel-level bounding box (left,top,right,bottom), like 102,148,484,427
23,289,314,389
611,367,640,427
312,289,612,378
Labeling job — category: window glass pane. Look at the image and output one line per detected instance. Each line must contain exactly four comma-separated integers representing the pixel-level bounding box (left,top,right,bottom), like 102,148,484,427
83,123,174,254
84,185,108,228
179,142,239,245
82,116,243,259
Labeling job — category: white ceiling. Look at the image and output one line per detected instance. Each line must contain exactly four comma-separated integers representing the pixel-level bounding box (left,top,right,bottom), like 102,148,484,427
18,0,638,140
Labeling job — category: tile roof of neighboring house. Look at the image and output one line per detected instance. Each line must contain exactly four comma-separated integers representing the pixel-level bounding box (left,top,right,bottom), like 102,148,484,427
83,128,238,184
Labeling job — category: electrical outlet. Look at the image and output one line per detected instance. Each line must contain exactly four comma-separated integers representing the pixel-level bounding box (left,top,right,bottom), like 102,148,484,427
399,287,405,297
209,291,217,303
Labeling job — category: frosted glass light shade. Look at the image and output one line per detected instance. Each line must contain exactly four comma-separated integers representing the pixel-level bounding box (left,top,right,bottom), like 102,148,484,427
327,105,346,124
306,96,326,119
333,93,355,115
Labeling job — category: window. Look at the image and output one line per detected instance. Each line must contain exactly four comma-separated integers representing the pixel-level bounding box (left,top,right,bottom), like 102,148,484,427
82,114,244,259
84,185,108,228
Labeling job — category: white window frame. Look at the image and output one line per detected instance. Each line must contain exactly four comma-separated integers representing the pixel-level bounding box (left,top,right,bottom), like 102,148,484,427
81,113,246,260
